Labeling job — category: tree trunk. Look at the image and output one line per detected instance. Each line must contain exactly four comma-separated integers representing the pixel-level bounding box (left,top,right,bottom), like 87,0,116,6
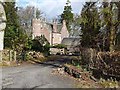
110,25,116,52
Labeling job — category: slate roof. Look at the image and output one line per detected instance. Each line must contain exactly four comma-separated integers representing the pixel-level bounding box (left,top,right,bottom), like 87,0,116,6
61,38,81,47
57,24,62,33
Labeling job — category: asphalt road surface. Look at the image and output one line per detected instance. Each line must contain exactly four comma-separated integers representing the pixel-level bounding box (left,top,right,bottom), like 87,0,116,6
2,61,75,88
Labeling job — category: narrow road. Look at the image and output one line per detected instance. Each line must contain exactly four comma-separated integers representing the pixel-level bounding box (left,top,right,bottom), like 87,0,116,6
2,61,75,88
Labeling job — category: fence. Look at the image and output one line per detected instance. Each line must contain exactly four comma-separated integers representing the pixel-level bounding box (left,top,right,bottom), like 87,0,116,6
1,49,16,62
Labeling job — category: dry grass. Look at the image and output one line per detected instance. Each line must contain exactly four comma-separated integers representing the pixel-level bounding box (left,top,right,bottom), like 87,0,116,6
0,61,17,67
76,80,102,88
99,78,119,88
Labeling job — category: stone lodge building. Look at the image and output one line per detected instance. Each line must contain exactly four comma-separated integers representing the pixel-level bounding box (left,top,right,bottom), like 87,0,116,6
32,18,69,45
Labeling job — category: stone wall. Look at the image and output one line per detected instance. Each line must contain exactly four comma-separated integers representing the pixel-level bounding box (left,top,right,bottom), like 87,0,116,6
52,33,61,45
32,18,52,44
50,48,65,55
32,18,41,39
32,18,69,46
61,20,69,40
41,25,52,44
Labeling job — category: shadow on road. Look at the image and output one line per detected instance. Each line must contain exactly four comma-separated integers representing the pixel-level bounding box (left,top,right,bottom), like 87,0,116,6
32,55,72,68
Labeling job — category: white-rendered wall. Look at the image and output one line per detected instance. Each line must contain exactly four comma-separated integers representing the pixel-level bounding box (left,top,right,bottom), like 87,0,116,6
52,33,61,45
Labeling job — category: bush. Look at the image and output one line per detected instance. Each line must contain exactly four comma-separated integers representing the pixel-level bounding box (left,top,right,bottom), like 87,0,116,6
96,51,120,77
31,39,43,52
43,43,50,56
80,47,120,78
27,51,46,62
31,36,50,55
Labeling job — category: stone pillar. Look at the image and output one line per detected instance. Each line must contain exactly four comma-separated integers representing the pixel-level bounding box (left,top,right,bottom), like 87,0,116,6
0,3,6,51
0,2,6,62
0,2,6,90
0,50,2,62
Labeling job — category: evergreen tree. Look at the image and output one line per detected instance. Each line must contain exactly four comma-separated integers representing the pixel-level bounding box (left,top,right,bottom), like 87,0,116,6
3,2,30,52
80,2,101,48
102,2,120,51
80,1,120,51
36,8,42,19
4,2,19,49
61,0,73,32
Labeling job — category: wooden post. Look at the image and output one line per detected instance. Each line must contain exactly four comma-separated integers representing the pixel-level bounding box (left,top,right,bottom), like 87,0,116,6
9,50,12,61
14,51,16,61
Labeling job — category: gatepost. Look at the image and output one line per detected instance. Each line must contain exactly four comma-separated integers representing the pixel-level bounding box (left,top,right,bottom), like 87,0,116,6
0,1,6,89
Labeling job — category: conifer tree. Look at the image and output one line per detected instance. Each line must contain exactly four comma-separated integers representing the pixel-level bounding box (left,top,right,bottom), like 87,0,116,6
102,1,120,51
3,2,29,52
61,0,73,32
80,2,100,48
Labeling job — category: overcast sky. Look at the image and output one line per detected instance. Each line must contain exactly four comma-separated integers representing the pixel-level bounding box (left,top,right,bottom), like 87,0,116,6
16,0,85,19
